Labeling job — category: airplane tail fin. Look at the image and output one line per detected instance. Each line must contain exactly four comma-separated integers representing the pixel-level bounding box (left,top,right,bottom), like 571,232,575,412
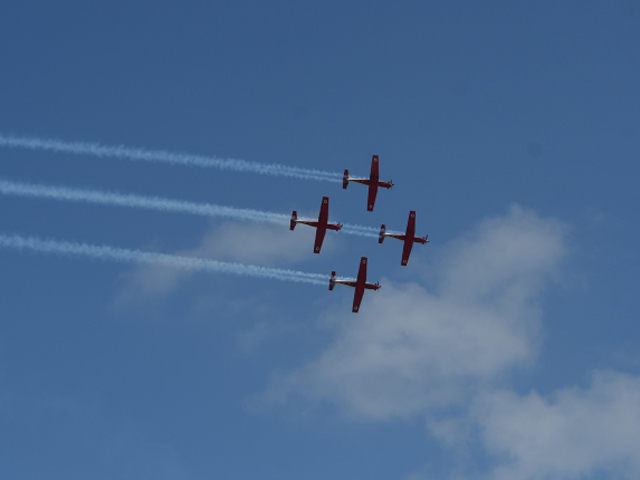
343,170,349,189
329,271,336,290
379,224,386,244
290,211,297,231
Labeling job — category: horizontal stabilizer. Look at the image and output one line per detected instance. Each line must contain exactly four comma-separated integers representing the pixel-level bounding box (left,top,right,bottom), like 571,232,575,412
379,224,386,244
343,170,349,189
329,271,336,290
290,211,297,230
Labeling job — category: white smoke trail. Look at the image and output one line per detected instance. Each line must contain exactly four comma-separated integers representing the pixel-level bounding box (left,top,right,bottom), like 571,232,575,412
341,224,405,238
0,177,383,238
0,178,290,226
0,133,342,183
341,224,381,237
0,233,330,285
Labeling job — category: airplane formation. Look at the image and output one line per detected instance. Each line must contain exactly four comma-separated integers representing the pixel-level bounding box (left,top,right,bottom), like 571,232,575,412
0,132,427,314
291,155,429,313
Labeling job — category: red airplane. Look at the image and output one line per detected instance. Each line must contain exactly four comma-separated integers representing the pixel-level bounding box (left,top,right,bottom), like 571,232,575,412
329,256,381,313
343,155,393,211
290,196,342,254
379,210,428,266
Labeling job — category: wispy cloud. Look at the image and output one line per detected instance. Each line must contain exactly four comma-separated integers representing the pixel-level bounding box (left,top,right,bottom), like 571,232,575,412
472,371,640,480
259,205,640,479
114,221,329,301
262,206,568,420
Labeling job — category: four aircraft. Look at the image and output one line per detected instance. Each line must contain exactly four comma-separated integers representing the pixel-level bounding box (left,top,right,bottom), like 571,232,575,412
292,155,429,312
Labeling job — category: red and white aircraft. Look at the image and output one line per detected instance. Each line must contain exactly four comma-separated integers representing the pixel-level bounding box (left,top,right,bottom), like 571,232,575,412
290,196,342,254
343,155,393,211
329,256,380,313
379,210,428,266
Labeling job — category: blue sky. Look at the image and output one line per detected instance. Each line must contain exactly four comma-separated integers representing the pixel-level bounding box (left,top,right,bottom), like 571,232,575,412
1,2,639,479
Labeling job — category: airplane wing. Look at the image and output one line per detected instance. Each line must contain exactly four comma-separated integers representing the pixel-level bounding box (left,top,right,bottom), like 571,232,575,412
357,257,368,281
353,257,368,312
352,286,365,313
366,156,381,211
370,155,379,182
318,196,329,226
314,226,327,254
401,211,417,265
313,196,331,253
401,239,414,266
367,183,378,212
406,211,416,237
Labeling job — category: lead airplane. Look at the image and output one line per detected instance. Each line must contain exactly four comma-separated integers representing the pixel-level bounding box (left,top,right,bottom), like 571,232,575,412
379,210,429,266
343,155,393,211
290,196,342,254
329,256,380,313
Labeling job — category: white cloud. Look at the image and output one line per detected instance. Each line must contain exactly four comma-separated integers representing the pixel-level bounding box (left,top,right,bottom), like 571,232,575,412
262,206,568,420
473,371,640,480
437,206,567,304
114,221,323,301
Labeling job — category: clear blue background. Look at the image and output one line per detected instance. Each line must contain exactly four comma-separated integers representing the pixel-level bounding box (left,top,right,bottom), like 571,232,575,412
1,2,639,479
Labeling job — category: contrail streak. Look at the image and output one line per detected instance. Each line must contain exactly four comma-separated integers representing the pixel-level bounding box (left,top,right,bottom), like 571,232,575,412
341,224,383,236
0,178,289,226
0,178,382,238
0,133,342,183
0,233,331,285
